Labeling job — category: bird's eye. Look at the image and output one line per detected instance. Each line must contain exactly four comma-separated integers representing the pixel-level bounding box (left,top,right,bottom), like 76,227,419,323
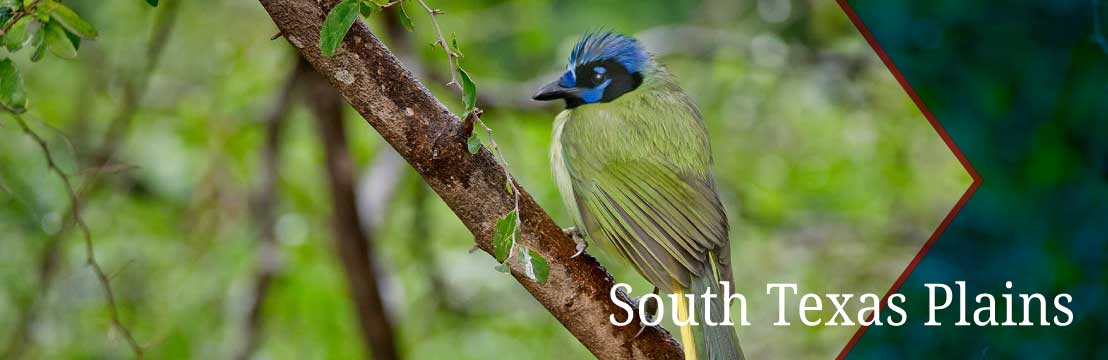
592,66,607,81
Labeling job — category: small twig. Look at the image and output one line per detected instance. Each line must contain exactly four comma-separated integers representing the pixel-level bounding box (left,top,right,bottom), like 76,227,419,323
10,114,144,359
78,162,139,178
415,0,459,89
107,259,137,281
270,30,283,40
474,114,521,214
0,0,43,38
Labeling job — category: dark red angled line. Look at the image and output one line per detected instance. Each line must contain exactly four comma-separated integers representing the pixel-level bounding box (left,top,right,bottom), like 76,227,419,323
833,1,984,359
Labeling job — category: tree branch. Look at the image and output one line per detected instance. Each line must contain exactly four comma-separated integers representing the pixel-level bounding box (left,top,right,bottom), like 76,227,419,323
255,0,682,358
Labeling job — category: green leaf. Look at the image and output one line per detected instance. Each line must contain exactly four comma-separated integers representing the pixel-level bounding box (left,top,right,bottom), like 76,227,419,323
318,0,360,57
450,31,463,57
4,19,30,52
359,2,373,17
48,2,96,38
492,209,518,263
466,131,481,154
44,21,76,59
32,2,49,20
145,0,158,7
64,26,79,50
29,25,45,62
0,58,27,113
458,67,476,113
0,7,13,27
397,1,414,32
529,249,549,284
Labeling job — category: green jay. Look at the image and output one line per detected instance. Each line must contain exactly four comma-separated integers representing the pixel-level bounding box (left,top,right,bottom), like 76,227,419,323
533,32,745,360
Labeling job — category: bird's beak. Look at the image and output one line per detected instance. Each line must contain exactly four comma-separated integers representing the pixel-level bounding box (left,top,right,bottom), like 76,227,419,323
532,80,578,101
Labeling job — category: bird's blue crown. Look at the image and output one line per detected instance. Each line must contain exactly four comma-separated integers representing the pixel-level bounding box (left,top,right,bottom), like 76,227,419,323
560,32,648,88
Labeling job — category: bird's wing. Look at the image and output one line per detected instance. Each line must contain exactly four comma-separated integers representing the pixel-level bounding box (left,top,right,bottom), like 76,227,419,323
574,158,728,291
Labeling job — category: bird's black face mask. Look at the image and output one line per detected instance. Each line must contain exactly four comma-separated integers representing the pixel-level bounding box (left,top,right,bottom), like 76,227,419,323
533,59,643,109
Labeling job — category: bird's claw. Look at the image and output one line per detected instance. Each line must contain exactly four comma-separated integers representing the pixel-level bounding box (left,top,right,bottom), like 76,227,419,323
563,226,587,258
572,240,587,258
630,292,658,338
634,312,656,338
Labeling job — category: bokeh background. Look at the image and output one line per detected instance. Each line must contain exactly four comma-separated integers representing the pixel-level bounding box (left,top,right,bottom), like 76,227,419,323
0,0,969,358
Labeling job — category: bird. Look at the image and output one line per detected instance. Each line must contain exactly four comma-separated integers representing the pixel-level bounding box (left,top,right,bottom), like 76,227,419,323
533,32,745,360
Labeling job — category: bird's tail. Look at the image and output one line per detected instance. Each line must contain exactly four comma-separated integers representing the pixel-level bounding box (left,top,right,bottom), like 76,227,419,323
674,253,745,360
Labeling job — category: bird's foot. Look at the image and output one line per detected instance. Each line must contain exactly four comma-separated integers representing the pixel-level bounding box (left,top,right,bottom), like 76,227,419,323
634,312,657,338
562,226,587,258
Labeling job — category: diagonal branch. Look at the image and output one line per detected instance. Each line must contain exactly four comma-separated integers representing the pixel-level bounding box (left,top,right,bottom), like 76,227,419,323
256,0,683,358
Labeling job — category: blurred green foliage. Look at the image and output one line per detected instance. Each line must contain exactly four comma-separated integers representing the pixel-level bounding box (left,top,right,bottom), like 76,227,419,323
0,0,969,358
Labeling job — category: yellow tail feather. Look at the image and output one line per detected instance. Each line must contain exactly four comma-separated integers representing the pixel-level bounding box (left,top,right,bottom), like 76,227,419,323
674,282,696,360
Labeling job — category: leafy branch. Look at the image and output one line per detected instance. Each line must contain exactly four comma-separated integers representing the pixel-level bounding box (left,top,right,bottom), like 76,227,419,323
317,0,546,283
0,0,42,37
0,0,100,63
0,1,153,358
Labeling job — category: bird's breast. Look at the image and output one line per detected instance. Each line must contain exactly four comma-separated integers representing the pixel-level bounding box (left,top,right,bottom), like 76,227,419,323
550,110,583,229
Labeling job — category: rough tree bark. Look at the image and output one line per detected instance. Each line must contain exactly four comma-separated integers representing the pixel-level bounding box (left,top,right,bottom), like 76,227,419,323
255,0,683,359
